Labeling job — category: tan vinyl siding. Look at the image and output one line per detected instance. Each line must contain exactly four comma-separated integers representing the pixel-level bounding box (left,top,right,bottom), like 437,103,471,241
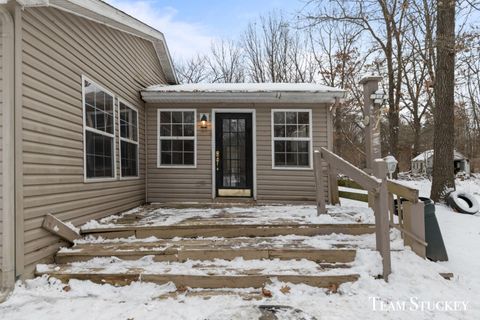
146,103,329,203
0,19,3,269
20,6,166,275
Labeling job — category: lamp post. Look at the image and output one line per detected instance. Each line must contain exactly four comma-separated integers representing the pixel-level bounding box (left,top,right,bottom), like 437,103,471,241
359,75,384,174
383,155,398,179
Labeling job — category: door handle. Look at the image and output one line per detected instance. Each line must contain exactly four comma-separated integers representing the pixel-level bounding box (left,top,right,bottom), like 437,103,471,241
215,151,220,171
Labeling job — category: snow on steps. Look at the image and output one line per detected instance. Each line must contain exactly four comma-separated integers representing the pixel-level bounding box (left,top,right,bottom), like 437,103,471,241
37,234,380,289
54,238,357,264
80,223,376,239
36,256,361,289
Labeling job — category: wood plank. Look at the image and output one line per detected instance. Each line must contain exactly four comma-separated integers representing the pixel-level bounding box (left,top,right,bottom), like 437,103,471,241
372,160,391,281
328,165,340,205
37,272,360,289
81,224,376,239
320,148,381,192
42,214,80,244
313,151,326,214
387,180,419,203
55,247,357,264
402,201,427,258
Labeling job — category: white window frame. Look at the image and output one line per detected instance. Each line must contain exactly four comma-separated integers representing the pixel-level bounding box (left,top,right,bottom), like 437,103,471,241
118,98,140,180
271,109,313,170
157,108,197,168
82,75,117,182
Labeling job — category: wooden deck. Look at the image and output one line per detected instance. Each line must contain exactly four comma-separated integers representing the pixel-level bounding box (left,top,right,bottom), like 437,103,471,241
38,205,378,291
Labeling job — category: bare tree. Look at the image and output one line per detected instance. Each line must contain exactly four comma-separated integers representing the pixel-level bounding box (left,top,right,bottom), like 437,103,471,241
303,0,409,169
175,54,210,83
308,19,367,163
242,11,317,83
430,0,456,201
209,39,245,83
400,0,435,157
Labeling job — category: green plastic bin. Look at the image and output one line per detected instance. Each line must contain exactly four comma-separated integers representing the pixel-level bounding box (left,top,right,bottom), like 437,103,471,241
420,197,449,261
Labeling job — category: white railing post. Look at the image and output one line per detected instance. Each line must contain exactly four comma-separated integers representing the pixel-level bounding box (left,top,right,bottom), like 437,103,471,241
314,150,327,215
373,159,392,281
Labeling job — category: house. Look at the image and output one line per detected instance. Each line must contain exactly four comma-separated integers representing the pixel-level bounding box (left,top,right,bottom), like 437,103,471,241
0,0,345,291
141,83,344,202
411,149,471,175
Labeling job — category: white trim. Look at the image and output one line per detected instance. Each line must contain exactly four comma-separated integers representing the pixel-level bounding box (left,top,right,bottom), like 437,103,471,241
82,75,117,183
118,98,140,180
211,109,257,200
271,109,313,170
157,109,197,169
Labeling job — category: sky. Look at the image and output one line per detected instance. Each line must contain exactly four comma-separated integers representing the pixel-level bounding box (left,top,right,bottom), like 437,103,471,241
106,0,306,60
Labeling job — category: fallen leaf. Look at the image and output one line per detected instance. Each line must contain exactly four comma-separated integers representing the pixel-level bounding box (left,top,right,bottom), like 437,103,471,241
327,283,338,294
62,285,71,292
177,285,188,293
261,287,272,297
280,285,291,294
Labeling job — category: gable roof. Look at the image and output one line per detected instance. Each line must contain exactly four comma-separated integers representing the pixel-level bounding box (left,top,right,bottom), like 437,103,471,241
142,83,345,104
412,149,467,162
17,0,178,84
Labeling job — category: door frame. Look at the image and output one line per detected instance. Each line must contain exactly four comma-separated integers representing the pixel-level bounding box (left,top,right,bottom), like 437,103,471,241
211,109,256,200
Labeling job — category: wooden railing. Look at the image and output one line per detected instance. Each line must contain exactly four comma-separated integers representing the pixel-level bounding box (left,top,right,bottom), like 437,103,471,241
387,181,427,258
314,148,391,280
314,148,428,281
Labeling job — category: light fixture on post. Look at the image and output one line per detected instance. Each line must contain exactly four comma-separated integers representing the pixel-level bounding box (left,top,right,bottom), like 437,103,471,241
383,154,398,179
200,113,209,129
370,89,387,105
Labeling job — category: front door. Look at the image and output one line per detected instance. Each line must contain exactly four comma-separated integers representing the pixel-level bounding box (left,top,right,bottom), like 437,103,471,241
215,113,253,197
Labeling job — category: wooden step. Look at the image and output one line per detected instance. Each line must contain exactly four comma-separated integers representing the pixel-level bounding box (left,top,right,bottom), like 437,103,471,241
56,246,356,264
37,270,359,289
37,253,361,289
80,223,375,239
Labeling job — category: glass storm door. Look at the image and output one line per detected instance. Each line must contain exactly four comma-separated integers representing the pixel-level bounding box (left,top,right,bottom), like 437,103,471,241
215,113,253,197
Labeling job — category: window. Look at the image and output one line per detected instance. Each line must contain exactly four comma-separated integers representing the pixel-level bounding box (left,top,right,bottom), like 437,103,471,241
119,100,139,178
158,109,196,167
83,77,115,180
272,110,312,169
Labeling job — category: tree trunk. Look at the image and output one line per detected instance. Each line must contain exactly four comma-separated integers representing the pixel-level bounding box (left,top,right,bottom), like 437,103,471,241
413,115,422,157
430,0,456,202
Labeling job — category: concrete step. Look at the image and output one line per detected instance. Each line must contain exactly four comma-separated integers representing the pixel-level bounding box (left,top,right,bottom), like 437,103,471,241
80,223,375,239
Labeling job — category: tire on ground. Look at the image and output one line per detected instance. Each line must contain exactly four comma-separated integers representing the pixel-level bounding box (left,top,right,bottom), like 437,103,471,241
447,191,479,215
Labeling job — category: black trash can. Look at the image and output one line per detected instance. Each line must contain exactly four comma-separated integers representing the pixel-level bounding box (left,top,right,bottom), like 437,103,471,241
420,197,449,262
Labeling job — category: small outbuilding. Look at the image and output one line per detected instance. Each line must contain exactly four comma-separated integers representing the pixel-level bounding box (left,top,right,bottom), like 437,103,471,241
411,149,471,175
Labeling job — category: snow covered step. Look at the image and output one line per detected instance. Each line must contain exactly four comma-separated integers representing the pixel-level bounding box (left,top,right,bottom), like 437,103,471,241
56,244,356,264
36,257,360,289
80,223,375,239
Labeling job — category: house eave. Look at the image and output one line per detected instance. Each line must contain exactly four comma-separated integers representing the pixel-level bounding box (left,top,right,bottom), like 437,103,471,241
17,0,178,84
141,91,345,104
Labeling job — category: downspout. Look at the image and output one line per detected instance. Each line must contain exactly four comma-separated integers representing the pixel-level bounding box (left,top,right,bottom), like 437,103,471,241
0,3,16,302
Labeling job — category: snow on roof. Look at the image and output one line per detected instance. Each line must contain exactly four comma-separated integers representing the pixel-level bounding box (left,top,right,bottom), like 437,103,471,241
412,149,467,162
144,82,345,93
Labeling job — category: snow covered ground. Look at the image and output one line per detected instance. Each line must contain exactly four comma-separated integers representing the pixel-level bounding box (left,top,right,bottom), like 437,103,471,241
1,178,479,319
